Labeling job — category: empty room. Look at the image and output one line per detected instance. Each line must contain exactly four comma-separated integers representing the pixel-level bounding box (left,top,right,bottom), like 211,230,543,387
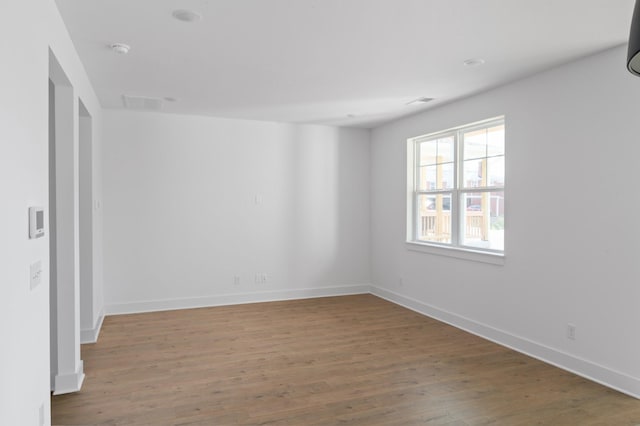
3,0,640,424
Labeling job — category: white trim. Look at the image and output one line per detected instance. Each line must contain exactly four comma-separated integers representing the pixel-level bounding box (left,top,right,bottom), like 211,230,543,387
98,284,639,399
411,116,505,143
105,284,371,316
80,309,104,344
52,361,85,395
406,241,505,265
408,117,505,256
370,286,640,399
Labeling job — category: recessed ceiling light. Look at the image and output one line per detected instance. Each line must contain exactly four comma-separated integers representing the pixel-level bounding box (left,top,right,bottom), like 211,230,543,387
406,97,434,106
172,9,202,23
110,43,130,55
463,58,485,67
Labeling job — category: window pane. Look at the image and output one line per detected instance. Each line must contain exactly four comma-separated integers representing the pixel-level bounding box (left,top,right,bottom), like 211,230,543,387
419,137,454,166
420,163,454,190
461,191,504,251
418,165,437,190
419,140,438,165
417,194,452,244
423,194,451,211
487,156,505,186
463,129,486,160
437,136,454,163
487,125,505,156
440,162,454,189
463,159,485,188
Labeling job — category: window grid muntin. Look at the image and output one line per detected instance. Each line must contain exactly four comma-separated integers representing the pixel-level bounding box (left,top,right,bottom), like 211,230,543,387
417,135,455,191
461,120,505,190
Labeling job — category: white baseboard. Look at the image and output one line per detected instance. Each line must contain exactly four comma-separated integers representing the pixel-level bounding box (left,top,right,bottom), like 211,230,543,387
105,284,371,316
370,286,640,400
98,283,639,399
81,309,105,344
52,361,85,395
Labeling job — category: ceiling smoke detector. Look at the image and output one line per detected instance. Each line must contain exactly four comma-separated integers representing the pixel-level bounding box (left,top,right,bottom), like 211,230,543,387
172,9,202,23
110,43,130,55
463,58,486,67
628,0,640,75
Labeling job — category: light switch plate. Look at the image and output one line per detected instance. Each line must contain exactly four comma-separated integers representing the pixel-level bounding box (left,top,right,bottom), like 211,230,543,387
30,261,42,290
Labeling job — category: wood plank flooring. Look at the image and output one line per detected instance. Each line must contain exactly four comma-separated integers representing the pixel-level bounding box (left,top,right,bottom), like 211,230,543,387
52,294,640,425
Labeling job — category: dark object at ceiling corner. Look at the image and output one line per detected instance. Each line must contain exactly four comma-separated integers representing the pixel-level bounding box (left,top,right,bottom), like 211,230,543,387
628,0,640,75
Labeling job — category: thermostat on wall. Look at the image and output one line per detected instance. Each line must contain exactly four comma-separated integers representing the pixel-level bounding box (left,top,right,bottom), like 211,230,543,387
29,207,45,239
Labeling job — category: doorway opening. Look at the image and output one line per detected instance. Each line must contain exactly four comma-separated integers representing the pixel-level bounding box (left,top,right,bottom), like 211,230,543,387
48,50,85,395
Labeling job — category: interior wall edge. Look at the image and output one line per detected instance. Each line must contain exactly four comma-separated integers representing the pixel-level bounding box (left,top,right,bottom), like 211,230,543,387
51,361,85,396
80,308,104,344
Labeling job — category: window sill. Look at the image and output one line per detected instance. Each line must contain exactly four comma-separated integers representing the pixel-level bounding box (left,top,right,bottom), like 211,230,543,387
405,241,505,265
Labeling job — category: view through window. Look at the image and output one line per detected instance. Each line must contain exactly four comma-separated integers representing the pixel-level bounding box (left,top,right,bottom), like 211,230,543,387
409,117,505,253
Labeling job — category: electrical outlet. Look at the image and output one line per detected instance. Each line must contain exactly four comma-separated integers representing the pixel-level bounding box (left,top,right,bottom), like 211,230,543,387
261,274,268,284
567,323,576,340
233,276,240,286
398,277,404,287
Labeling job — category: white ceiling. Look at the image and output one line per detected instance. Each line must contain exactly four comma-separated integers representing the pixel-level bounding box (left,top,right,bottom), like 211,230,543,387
55,0,635,128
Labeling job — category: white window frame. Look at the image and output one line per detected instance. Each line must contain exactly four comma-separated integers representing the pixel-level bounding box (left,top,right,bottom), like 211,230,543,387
406,117,505,263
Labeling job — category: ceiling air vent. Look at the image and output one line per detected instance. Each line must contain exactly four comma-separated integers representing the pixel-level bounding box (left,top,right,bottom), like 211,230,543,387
122,95,164,110
406,97,434,106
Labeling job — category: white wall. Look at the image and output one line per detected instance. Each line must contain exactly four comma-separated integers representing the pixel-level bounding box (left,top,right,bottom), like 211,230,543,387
370,45,640,397
103,111,370,313
0,0,102,423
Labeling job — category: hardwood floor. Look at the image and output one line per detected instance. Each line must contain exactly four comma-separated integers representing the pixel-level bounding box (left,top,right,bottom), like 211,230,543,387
52,294,640,425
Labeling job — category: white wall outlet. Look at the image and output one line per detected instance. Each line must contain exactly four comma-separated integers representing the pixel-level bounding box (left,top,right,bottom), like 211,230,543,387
567,323,576,340
261,273,268,284
233,276,240,285
398,277,404,287
30,261,42,290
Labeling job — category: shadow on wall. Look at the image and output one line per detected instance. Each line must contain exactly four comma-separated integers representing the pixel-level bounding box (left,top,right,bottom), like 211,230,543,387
280,125,370,289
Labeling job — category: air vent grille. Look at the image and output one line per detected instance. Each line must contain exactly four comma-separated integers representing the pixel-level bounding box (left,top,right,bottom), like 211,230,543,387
122,95,163,110
406,97,434,105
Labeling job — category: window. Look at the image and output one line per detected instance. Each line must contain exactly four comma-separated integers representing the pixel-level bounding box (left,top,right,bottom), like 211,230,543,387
408,117,505,254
